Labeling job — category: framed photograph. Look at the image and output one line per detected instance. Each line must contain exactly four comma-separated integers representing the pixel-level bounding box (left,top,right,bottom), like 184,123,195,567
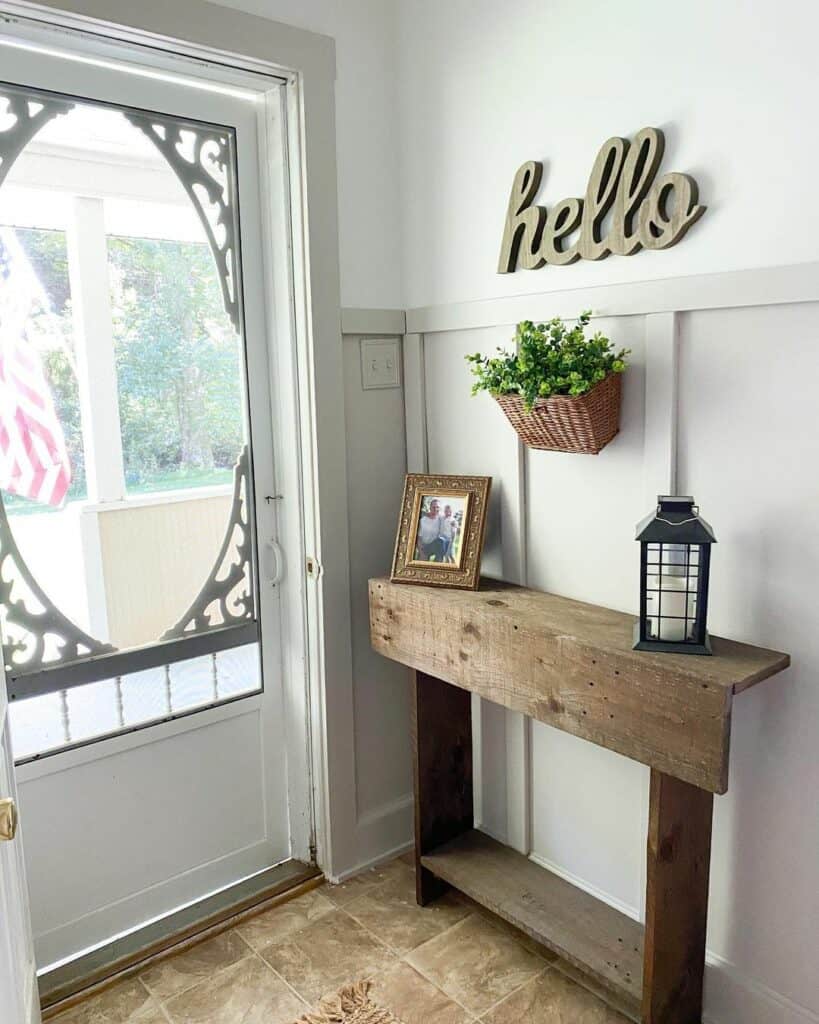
391,474,492,589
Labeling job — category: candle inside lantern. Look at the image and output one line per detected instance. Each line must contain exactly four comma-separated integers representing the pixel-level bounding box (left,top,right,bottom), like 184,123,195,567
647,572,697,642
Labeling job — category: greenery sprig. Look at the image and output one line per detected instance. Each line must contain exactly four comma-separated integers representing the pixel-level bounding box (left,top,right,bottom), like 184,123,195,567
466,312,628,411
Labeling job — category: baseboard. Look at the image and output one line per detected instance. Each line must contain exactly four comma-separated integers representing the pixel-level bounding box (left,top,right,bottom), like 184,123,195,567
325,792,413,883
528,849,816,1024
356,792,413,829
703,954,818,1024
331,837,414,884
528,850,641,922
331,791,413,884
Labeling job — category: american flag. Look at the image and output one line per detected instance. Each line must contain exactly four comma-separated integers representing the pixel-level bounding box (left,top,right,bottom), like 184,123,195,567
0,228,71,507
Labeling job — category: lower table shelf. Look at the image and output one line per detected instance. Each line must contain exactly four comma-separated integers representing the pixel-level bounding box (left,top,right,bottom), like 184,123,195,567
421,829,644,1021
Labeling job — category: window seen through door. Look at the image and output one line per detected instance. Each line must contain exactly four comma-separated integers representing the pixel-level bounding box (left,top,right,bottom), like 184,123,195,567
0,92,263,760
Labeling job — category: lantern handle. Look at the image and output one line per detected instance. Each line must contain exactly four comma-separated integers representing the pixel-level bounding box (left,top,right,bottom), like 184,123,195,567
654,512,700,527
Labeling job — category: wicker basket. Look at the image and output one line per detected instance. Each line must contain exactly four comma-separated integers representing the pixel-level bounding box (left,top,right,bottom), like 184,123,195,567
494,372,622,454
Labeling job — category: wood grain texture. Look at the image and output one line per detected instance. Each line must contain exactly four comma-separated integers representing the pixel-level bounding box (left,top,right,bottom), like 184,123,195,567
642,771,714,1024
497,160,546,273
422,829,643,1017
497,127,706,273
578,135,628,261
370,578,790,793
412,671,473,904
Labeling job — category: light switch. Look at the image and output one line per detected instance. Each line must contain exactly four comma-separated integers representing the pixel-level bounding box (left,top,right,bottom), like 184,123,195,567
361,338,401,389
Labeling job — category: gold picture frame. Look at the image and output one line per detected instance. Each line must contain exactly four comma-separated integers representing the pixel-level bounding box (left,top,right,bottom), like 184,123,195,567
390,474,492,589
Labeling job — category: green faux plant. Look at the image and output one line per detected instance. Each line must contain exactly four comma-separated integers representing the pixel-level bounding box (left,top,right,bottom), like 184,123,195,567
466,311,629,411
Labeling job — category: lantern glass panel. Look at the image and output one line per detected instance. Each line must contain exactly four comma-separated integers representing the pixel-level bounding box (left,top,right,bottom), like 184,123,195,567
645,542,700,643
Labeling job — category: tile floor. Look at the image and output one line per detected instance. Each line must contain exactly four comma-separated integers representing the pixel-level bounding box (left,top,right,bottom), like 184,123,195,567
51,854,629,1024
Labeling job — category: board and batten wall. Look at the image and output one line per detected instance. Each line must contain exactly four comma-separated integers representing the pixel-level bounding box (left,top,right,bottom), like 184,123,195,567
390,4,819,1021
401,283,819,1024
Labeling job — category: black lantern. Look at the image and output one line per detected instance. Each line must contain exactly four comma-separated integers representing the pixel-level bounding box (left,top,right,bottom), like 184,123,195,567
634,495,716,655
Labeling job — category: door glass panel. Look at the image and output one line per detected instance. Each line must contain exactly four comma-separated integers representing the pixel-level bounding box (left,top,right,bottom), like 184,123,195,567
109,235,243,497
0,85,263,758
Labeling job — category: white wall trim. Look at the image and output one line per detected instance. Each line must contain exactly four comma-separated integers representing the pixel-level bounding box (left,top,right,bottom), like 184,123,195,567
355,792,413,829
331,836,414,884
341,307,406,336
25,966,40,1024
328,794,413,883
405,261,819,335
528,849,640,922
402,333,427,474
703,953,819,1024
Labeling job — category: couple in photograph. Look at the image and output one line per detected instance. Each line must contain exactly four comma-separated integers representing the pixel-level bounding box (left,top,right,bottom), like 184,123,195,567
415,498,460,563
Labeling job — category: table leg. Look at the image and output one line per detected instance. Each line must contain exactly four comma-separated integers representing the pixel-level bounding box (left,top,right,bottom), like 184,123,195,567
411,670,473,905
642,769,714,1024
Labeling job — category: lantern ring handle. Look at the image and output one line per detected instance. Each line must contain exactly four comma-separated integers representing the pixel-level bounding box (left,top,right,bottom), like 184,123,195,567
654,514,700,527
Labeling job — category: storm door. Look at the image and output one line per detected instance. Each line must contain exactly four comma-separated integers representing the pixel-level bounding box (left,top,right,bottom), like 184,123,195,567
0,28,301,969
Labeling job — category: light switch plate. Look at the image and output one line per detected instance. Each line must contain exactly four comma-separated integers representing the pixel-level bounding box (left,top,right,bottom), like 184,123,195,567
360,337,401,389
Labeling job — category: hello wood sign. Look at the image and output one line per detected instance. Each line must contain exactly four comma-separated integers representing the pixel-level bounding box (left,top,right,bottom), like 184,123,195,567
498,127,705,273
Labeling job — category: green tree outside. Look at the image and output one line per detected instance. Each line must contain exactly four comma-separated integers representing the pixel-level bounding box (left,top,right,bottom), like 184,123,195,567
8,227,245,512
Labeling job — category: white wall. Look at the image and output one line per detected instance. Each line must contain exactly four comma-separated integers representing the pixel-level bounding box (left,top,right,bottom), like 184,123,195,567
394,3,819,1022
211,0,402,309
396,0,819,309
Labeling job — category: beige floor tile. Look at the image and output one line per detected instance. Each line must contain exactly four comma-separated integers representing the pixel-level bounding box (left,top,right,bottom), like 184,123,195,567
481,967,630,1022
345,866,470,954
457,895,557,960
163,955,306,1024
406,914,545,1015
139,929,249,1002
398,849,416,867
321,858,411,907
236,888,335,951
369,962,473,1024
51,977,164,1024
260,908,396,1003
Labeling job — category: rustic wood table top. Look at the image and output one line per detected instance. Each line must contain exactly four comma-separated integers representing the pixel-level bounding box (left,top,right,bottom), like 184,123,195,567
369,576,790,794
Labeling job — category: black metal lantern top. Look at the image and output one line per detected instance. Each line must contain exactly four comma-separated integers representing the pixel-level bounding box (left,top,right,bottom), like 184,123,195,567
634,496,716,655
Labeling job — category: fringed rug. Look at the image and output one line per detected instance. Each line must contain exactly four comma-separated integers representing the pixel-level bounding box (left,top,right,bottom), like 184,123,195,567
292,981,405,1024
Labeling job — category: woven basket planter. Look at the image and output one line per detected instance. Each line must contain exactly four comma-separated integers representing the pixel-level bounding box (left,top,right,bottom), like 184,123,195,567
494,372,622,454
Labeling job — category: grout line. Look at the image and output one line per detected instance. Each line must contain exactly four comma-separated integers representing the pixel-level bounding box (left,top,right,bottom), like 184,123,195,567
145,940,257,1009
333,906,404,958
252,907,396,1008
249,949,311,1011
135,977,174,1024
400,955,482,1019
331,887,484,1020
475,963,555,1019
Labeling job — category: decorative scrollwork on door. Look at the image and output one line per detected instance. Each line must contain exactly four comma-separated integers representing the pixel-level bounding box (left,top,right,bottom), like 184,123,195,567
0,86,255,687
0,497,116,678
123,112,241,332
161,446,254,640
0,86,74,189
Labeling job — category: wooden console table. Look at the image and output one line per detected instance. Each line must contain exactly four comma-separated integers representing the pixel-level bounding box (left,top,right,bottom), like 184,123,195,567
369,577,789,1024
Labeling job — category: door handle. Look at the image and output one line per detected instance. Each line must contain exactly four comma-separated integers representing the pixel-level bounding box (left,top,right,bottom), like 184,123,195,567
266,540,285,586
0,798,18,842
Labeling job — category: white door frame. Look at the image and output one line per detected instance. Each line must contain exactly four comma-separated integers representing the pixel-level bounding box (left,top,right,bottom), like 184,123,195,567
0,0,355,878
